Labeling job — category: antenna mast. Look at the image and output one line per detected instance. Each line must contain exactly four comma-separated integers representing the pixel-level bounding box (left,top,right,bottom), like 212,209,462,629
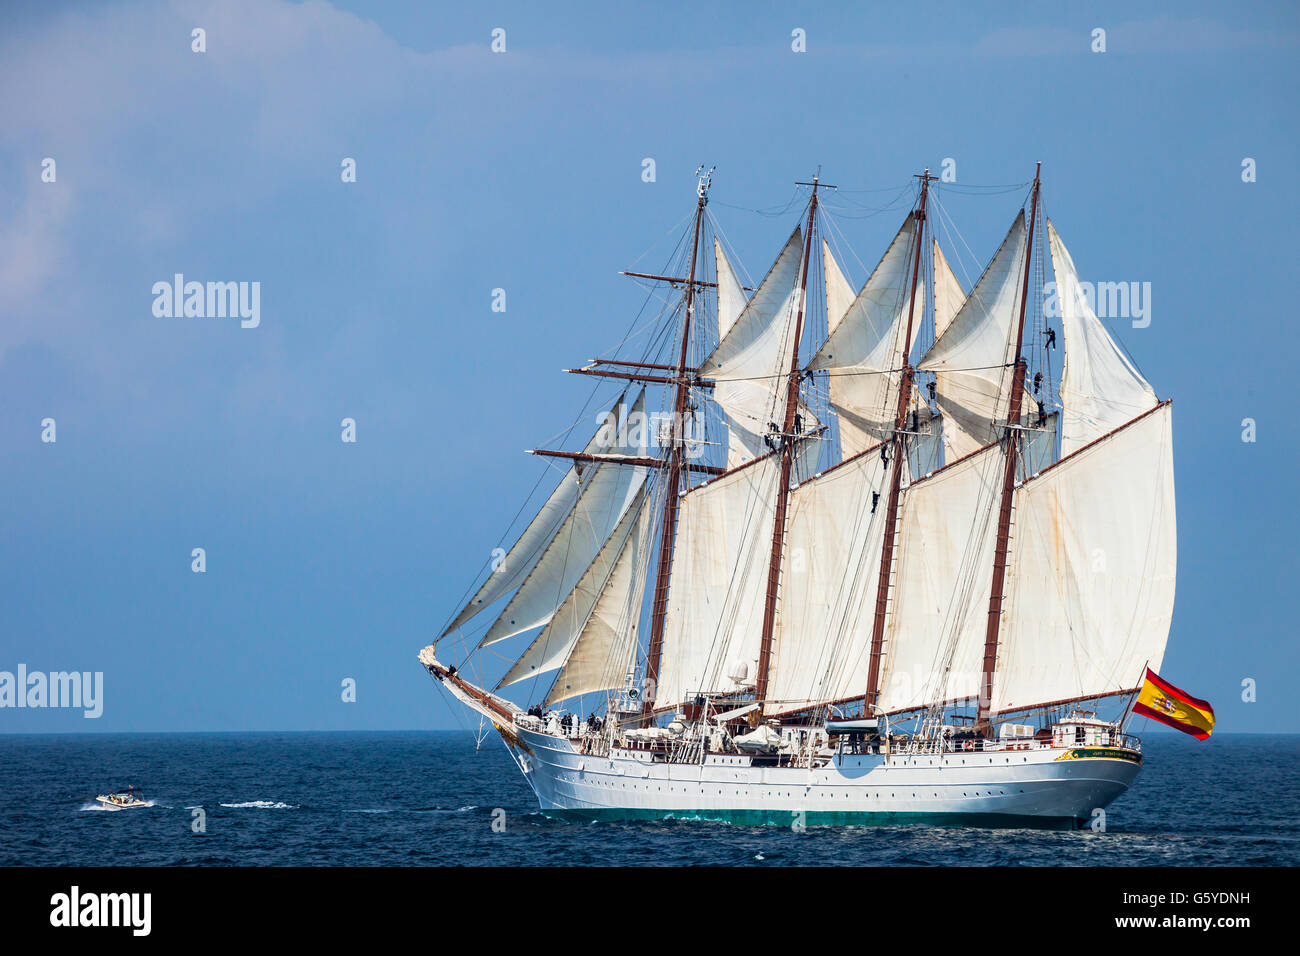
863,169,934,715
977,161,1042,729
754,172,826,712
643,166,713,719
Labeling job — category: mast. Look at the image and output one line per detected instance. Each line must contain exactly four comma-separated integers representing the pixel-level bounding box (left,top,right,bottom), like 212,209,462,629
643,168,712,717
977,161,1042,728
862,170,934,715
754,174,823,711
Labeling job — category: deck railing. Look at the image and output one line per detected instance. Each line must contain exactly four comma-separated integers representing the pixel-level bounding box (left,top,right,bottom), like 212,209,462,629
517,714,1142,763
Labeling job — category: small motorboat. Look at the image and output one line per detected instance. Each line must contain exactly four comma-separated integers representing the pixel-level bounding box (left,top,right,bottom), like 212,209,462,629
95,786,147,809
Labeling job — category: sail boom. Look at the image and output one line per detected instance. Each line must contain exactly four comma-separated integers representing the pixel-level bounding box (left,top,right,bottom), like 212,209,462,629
621,269,752,291
527,448,725,475
564,367,715,389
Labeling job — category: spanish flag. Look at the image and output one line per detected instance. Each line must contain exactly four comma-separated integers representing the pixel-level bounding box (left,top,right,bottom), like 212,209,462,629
1133,667,1215,739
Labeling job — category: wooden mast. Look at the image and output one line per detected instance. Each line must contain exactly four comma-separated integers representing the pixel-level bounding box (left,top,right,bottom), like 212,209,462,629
862,170,934,715
753,175,823,712
977,161,1042,729
643,169,711,718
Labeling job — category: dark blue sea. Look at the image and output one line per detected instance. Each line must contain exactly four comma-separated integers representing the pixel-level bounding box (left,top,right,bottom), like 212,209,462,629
1,732,1295,866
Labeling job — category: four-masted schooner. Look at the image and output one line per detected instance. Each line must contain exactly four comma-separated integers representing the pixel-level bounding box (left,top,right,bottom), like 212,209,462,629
420,163,1176,828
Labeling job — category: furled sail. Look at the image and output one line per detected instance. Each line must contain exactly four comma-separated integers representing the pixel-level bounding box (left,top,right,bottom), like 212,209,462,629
496,486,649,692
479,390,650,646
919,212,1036,460
655,456,781,708
700,229,804,468
441,390,634,636
991,403,1175,713
1047,221,1158,457
768,446,890,708
715,238,748,342
875,443,1005,714
809,216,924,450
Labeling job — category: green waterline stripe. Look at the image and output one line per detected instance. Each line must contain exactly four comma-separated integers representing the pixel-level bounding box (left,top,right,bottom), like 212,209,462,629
543,807,1084,830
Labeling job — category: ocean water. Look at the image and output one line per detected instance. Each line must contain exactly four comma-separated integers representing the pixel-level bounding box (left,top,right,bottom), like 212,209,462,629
1,731,1295,866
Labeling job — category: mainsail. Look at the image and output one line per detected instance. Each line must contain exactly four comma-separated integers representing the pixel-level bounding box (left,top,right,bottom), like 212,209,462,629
993,402,1175,712
655,455,781,708
876,442,1004,713
769,446,890,707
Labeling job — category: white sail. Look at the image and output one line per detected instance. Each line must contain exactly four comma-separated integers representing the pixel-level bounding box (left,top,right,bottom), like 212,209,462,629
497,486,648,692
836,407,878,462
769,446,889,708
480,391,650,646
992,403,1175,713
810,216,923,445
823,239,856,337
840,394,936,478
932,239,965,341
876,443,1005,714
907,407,945,483
546,495,651,706
1047,221,1158,456
441,391,633,637
656,456,781,708
1019,410,1058,482
919,212,1035,460
715,237,748,342
701,229,804,468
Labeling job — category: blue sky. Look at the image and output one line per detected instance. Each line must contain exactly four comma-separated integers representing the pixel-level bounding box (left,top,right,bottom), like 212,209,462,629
0,0,1296,733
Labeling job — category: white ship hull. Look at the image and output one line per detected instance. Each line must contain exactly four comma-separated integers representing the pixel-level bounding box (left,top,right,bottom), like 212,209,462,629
499,724,1139,830
421,651,1141,830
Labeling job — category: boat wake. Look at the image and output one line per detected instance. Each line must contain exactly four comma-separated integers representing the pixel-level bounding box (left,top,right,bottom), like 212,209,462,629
411,805,478,814
220,800,297,810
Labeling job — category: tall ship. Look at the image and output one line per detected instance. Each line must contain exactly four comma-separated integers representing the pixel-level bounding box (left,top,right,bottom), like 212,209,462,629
420,164,1177,828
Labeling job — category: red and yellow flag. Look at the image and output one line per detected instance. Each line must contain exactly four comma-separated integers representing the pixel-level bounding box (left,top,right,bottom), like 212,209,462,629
1133,667,1215,739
